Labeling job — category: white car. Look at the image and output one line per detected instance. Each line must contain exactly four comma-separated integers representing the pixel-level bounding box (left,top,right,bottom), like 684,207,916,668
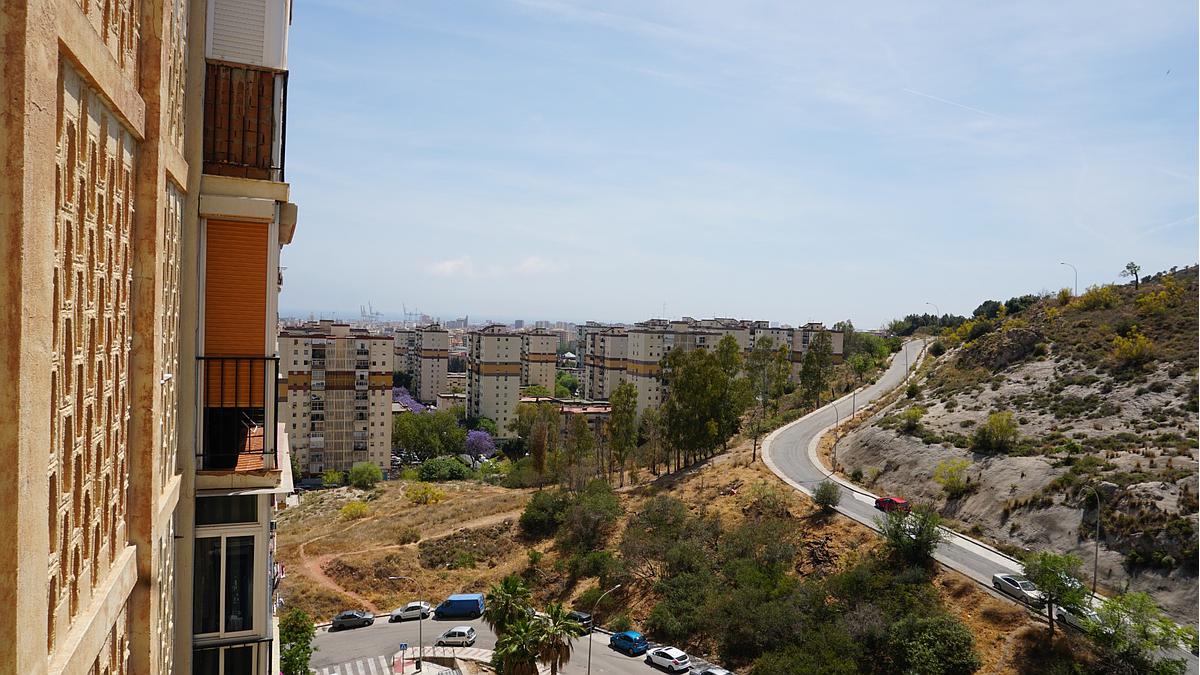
389,601,431,622
435,626,476,647
646,646,691,672
696,668,733,675
1054,604,1100,632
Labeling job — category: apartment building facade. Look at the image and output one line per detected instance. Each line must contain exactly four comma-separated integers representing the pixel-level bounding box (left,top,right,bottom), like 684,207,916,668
0,0,299,672
520,330,558,391
467,325,522,436
581,318,845,412
392,325,450,404
280,322,393,475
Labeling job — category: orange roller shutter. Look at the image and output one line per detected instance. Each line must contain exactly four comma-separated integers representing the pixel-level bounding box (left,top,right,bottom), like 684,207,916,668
204,220,268,407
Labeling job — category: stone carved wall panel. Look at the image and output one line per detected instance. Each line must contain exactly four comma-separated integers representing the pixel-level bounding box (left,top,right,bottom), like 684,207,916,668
74,0,141,78
49,61,135,659
165,0,188,150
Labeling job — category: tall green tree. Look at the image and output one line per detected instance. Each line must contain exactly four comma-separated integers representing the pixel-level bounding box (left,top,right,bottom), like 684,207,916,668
637,406,667,476
799,331,834,406
745,337,791,462
1120,261,1142,289
877,504,944,564
608,381,638,486
661,346,723,470
484,575,533,637
1088,592,1196,674
392,408,467,460
562,413,596,491
1023,551,1087,636
714,335,753,453
279,608,317,675
848,352,874,383
537,602,585,675
494,618,543,675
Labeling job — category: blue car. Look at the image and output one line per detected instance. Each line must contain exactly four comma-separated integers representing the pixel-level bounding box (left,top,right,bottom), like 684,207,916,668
609,630,649,656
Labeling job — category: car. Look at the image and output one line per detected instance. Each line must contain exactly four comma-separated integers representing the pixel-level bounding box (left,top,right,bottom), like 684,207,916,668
434,593,485,619
1054,604,1100,632
874,496,911,513
609,630,649,656
389,601,432,622
567,610,593,633
435,626,476,647
646,646,691,672
696,668,733,675
992,573,1045,607
331,609,374,630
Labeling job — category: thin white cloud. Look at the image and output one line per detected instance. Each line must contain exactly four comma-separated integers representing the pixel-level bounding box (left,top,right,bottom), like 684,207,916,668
902,88,1000,118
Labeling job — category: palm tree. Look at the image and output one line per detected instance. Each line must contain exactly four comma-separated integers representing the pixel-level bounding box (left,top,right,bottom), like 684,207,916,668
484,574,532,637
494,618,542,675
536,602,584,675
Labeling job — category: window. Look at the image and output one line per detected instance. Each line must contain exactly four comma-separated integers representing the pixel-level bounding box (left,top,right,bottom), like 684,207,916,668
194,645,258,675
197,495,258,526
193,534,257,636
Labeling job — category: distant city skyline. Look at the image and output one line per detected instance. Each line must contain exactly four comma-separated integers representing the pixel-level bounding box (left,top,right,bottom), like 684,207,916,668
281,1,1197,328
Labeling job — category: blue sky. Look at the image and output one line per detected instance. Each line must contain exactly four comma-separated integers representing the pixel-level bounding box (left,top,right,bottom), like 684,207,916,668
280,0,1197,327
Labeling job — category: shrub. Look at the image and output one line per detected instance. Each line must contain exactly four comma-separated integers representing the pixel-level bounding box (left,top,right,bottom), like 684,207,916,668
396,527,420,544
972,412,1018,453
850,468,864,483
419,456,471,482
568,550,624,582
888,612,982,675
1057,287,1073,306
906,382,920,399
1073,284,1119,310
526,549,543,567
933,458,974,499
813,480,842,511
900,406,926,433
559,480,624,550
322,469,344,486
519,490,570,538
608,613,633,633
1136,290,1171,316
404,481,446,505
348,461,383,489
928,341,946,357
1112,328,1154,366
340,500,369,520
878,505,944,564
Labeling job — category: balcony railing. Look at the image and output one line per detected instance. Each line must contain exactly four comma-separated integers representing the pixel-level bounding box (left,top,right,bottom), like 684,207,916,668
203,61,288,181
199,356,280,471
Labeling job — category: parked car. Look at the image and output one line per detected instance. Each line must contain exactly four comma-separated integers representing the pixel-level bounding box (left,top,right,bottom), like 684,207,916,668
646,646,691,672
696,668,733,675
1054,604,1100,632
435,626,476,647
389,601,432,622
992,573,1045,607
331,610,374,630
874,496,911,513
609,630,649,656
567,610,593,633
434,593,485,619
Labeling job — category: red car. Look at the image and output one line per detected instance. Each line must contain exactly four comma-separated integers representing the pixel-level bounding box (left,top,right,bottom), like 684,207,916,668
874,496,911,513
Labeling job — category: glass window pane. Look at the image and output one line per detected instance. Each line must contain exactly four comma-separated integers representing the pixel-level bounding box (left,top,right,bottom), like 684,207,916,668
193,537,222,634
224,645,255,673
193,648,220,675
225,536,255,632
196,495,258,525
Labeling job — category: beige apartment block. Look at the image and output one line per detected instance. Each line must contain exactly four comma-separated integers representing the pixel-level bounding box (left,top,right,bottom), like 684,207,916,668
581,326,628,400
0,0,299,672
467,325,522,436
415,325,450,404
393,329,418,378
280,322,393,475
520,330,558,392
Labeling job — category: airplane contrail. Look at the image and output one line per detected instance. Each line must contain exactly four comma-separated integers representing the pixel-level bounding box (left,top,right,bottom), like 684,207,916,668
902,87,999,118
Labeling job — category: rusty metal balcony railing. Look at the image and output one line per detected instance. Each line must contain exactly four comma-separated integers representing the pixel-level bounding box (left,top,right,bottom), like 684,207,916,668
199,356,280,471
202,61,288,181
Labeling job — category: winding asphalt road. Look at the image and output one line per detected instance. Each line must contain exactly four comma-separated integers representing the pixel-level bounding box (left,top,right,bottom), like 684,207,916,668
763,339,1198,674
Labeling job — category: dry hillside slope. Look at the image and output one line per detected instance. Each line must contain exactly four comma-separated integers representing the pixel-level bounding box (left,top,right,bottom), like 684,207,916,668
838,266,1199,622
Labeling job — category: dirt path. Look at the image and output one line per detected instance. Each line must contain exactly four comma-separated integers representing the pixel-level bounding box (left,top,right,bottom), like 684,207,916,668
294,505,525,613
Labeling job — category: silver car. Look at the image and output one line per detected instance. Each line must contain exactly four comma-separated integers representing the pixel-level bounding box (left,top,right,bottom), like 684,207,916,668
435,626,476,647
389,600,431,622
992,573,1045,608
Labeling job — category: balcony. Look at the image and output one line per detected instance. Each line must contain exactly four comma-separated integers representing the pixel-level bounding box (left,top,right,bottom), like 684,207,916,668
199,356,279,472
203,62,288,181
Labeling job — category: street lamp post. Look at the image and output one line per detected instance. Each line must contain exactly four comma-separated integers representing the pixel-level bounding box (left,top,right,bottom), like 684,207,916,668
925,301,940,318
1080,487,1101,599
586,584,621,675
389,576,423,671
1060,261,1078,297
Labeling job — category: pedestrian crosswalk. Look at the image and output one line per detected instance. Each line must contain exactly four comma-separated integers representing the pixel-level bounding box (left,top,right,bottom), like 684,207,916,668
311,655,392,675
